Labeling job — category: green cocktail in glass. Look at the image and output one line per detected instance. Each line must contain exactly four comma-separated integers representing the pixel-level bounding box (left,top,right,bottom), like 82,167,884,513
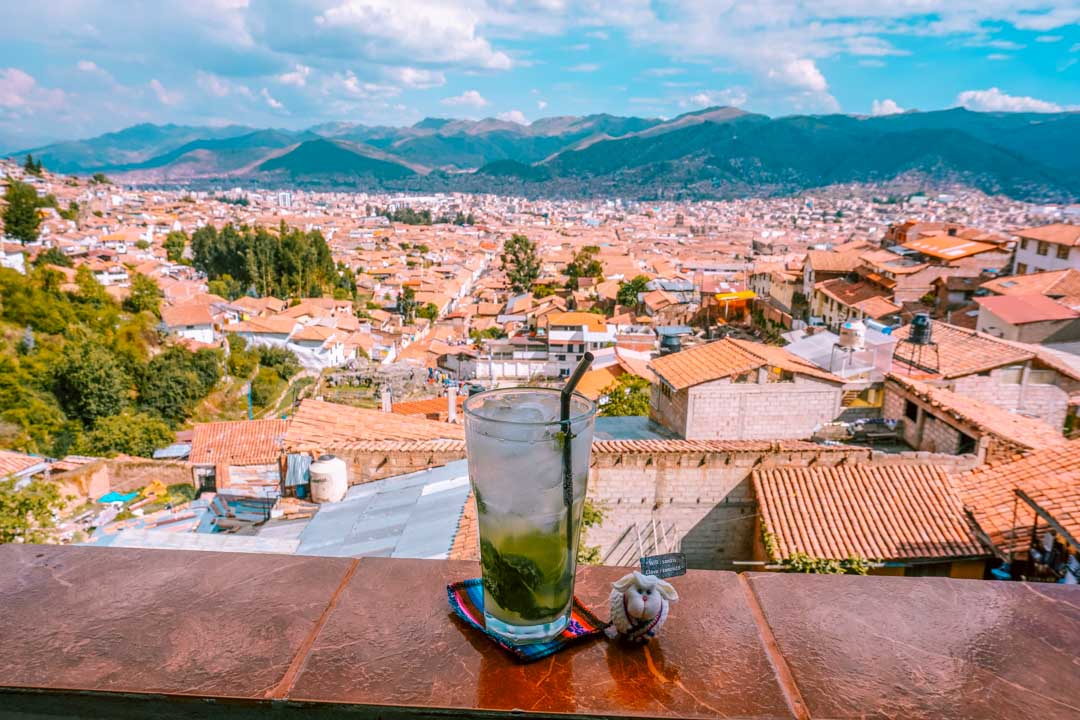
463,387,596,643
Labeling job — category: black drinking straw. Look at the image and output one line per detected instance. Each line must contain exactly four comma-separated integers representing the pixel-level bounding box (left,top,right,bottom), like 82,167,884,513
560,352,594,560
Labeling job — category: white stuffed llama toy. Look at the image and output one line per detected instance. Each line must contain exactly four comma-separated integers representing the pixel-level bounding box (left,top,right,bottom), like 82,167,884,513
605,571,678,642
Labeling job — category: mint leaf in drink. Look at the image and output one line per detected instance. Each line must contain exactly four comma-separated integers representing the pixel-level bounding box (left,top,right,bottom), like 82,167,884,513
480,539,564,621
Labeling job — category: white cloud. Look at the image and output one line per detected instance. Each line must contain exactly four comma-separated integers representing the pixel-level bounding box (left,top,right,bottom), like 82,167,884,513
329,71,399,99
956,87,1063,112
768,58,827,92
1071,43,1080,53
586,30,609,40
149,78,181,105
441,89,487,107
1036,35,1063,43
987,53,1011,61
685,88,748,108
0,68,65,110
845,36,908,57
277,64,311,87
871,98,904,115
859,59,886,68
309,0,512,70
385,67,445,89
76,60,99,72
497,109,527,124
260,87,284,110
644,67,684,77
196,71,252,98
565,63,599,72
537,99,548,110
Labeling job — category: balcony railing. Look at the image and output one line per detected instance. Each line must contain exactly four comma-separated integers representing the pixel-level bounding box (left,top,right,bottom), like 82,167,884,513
0,544,1077,719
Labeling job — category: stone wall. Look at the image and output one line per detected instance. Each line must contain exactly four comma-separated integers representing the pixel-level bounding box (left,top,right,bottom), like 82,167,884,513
650,383,689,437
51,459,193,501
322,441,468,486
951,372,1068,431
683,376,842,440
585,444,872,570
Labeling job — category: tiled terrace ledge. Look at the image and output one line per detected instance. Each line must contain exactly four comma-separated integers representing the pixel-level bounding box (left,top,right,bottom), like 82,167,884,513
1,546,1077,720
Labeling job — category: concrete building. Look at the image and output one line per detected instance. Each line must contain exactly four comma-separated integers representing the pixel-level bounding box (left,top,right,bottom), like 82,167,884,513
648,338,844,440
1012,223,1080,275
975,294,1080,343
544,311,616,377
161,303,217,345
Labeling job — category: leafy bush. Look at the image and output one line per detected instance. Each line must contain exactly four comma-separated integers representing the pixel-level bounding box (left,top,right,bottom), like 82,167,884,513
226,334,258,378
249,367,281,407
257,346,300,380
79,410,173,458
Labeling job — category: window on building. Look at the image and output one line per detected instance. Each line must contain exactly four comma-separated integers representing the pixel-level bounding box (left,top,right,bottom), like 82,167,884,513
1020,239,1029,250
1016,263,1028,274
1057,245,1070,261
904,562,951,578
1036,241,1049,256
904,400,919,422
999,366,1023,384
957,433,977,455
555,354,566,361
660,382,673,399
1029,369,1057,386
765,366,794,383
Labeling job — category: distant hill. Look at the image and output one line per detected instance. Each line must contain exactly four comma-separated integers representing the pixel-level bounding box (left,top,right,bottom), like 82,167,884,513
255,138,416,180
9,108,1079,201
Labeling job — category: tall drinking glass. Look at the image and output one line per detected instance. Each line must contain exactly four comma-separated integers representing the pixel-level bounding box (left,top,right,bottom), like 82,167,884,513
463,387,596,644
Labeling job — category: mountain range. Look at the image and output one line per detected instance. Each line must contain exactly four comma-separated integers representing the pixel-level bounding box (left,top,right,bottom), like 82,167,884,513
10,107,1080,201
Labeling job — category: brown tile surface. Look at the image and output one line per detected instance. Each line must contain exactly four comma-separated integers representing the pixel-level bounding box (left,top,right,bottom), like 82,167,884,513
0,544,354,700
289,558,796,719
747,572,1080,720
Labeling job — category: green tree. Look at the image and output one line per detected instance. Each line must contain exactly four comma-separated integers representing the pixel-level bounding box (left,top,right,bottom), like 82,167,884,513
2,177,43,244
163,230,187,262
33,247,73,268
91,172,110,185
417,302,439,321
564,246,604,290
79,410,173,458
74,265,109,305
249,366,281,407
577,498,605,565
533,284,556,298
226,334,258,378
0,477,63,543
52,341,130,426
500,233,540,294
23,154,42,176
599,374,651,416
617,274,650,308
398,286,417,323
124,273,161,316
257,346,300,380
59,200,79,222
138,352,206,427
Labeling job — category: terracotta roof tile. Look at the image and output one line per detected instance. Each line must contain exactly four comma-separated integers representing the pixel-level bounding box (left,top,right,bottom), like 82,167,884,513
806,249,863,273
649,338,843,390
886,375,1066,452
981,268,1080,298
754,464,985,561
975,294,1079,325
891,320,1032,378
954,440,1080,555
449,491,479,561
284,399,464,451
0,450,44,477
189,419,288,466
1015,223,1080,247
161,303,213,328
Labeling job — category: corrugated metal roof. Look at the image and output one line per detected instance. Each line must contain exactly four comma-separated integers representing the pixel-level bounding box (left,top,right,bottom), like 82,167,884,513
296,460,470,560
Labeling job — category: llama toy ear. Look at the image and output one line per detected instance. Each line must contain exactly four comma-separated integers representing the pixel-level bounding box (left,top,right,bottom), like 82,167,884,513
611,572,638,592
654,578,679,602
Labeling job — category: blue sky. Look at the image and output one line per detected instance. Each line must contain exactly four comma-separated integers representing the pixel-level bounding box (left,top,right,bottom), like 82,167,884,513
0,1,1077,150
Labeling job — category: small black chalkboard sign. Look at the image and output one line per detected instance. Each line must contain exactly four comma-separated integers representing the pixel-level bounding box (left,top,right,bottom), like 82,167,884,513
639,552,687,579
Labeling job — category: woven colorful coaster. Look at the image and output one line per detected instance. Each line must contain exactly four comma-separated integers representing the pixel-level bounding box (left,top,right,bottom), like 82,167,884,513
447,578,608,662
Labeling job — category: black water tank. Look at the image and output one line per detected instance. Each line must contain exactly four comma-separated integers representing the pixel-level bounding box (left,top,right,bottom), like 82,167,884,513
909,313,933,345
659,334,682,355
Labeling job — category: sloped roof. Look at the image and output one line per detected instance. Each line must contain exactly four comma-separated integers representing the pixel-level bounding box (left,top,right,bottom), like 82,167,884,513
902,235,998,260
754,464,985,561
886,375,1066,452
806,249,863,274
547,311,607,332
975,294,1079,325
284,399,464,450
890,320,1032,378
189,419,288,466
161,303,213,328
0,450,45,478
954,440,1080,555
981,269,1080,298
649,338,843,390
1015,223,1080,247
